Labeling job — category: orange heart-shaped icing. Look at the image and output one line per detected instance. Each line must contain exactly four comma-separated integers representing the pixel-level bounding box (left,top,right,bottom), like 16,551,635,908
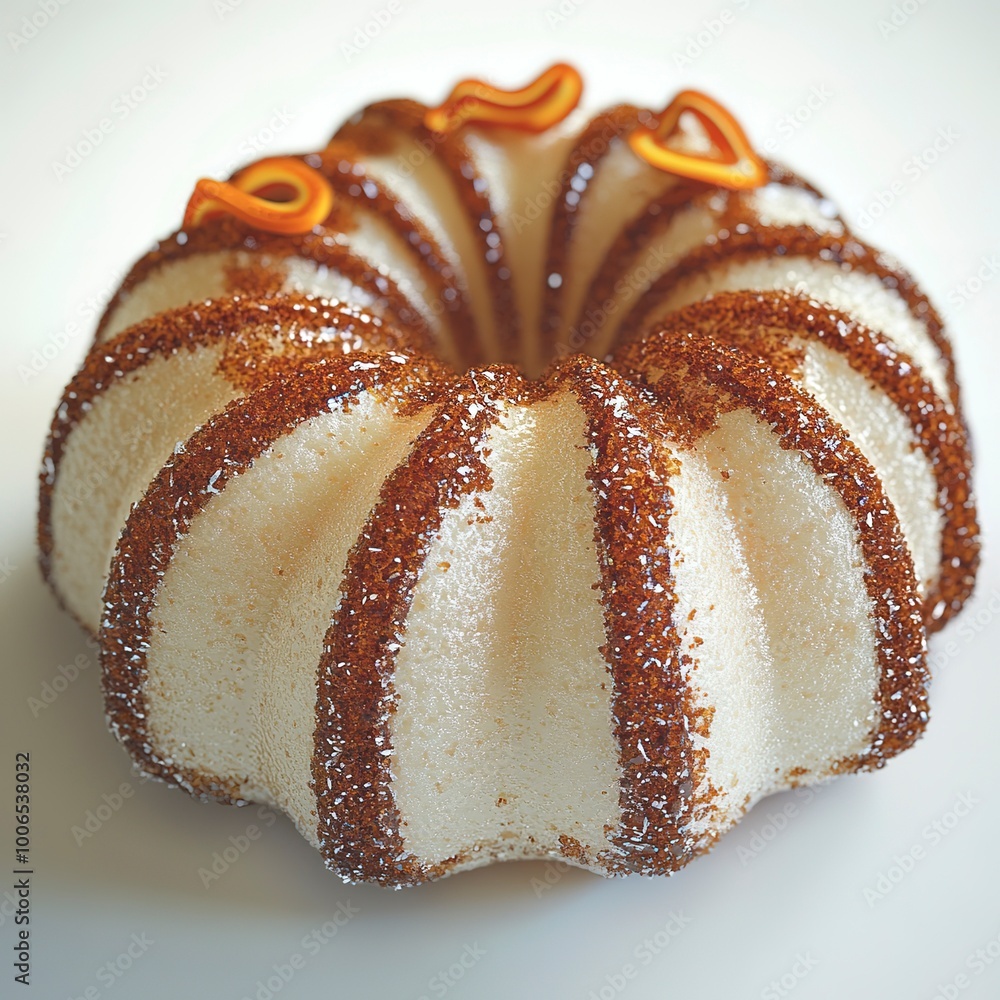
183,157,334,235
628,90,768,190
424,63,583,134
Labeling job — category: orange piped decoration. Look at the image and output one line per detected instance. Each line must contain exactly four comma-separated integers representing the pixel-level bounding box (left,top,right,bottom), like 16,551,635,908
629,90,768,191
183,157,334,235
424,62,583,134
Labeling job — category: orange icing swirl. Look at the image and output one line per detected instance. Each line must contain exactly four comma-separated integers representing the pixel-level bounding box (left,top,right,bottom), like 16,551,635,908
424,62,583,134
629,90,767,190
183,157,334,234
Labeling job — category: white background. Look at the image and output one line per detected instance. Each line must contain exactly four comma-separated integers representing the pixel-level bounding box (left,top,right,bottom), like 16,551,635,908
2,1,999,998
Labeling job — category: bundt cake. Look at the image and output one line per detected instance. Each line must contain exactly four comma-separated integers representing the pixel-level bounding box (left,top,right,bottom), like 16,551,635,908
39,64,979,886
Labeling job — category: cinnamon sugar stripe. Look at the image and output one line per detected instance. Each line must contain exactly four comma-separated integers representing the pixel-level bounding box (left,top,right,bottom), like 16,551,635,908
540,105,645,361
95,173,437,350
550,356,709,875
313,357,713,881
333,100,520,368
759,160,841,204
619,224,961,408
572,167,841,349
100,354,447,803
313,365,532,886
618,291,978,629
621,332,930,767
315,144,477,368
39,294,412,597
314,357,724,881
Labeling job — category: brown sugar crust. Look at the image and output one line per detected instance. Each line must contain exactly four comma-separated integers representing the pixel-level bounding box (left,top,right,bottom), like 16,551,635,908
96,225,432,349
313,364,525,885
315,143,478,367
568,165,841,354
556,357,711,876
618,224,961,408
539,105,646,360
618,327,930,770
39,294,419,600
314,355,713,883
94,152,444,351
100,353,448,803
333,100,520,367
615,290,978,630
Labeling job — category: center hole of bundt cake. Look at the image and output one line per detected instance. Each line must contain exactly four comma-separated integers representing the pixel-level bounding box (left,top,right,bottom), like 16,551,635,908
433,199,649,377
435,269,624,380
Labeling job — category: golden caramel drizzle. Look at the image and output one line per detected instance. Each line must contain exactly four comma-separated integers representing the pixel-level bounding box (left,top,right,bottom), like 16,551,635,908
183,156,334,234
629,90,767,190
424,62,583,134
